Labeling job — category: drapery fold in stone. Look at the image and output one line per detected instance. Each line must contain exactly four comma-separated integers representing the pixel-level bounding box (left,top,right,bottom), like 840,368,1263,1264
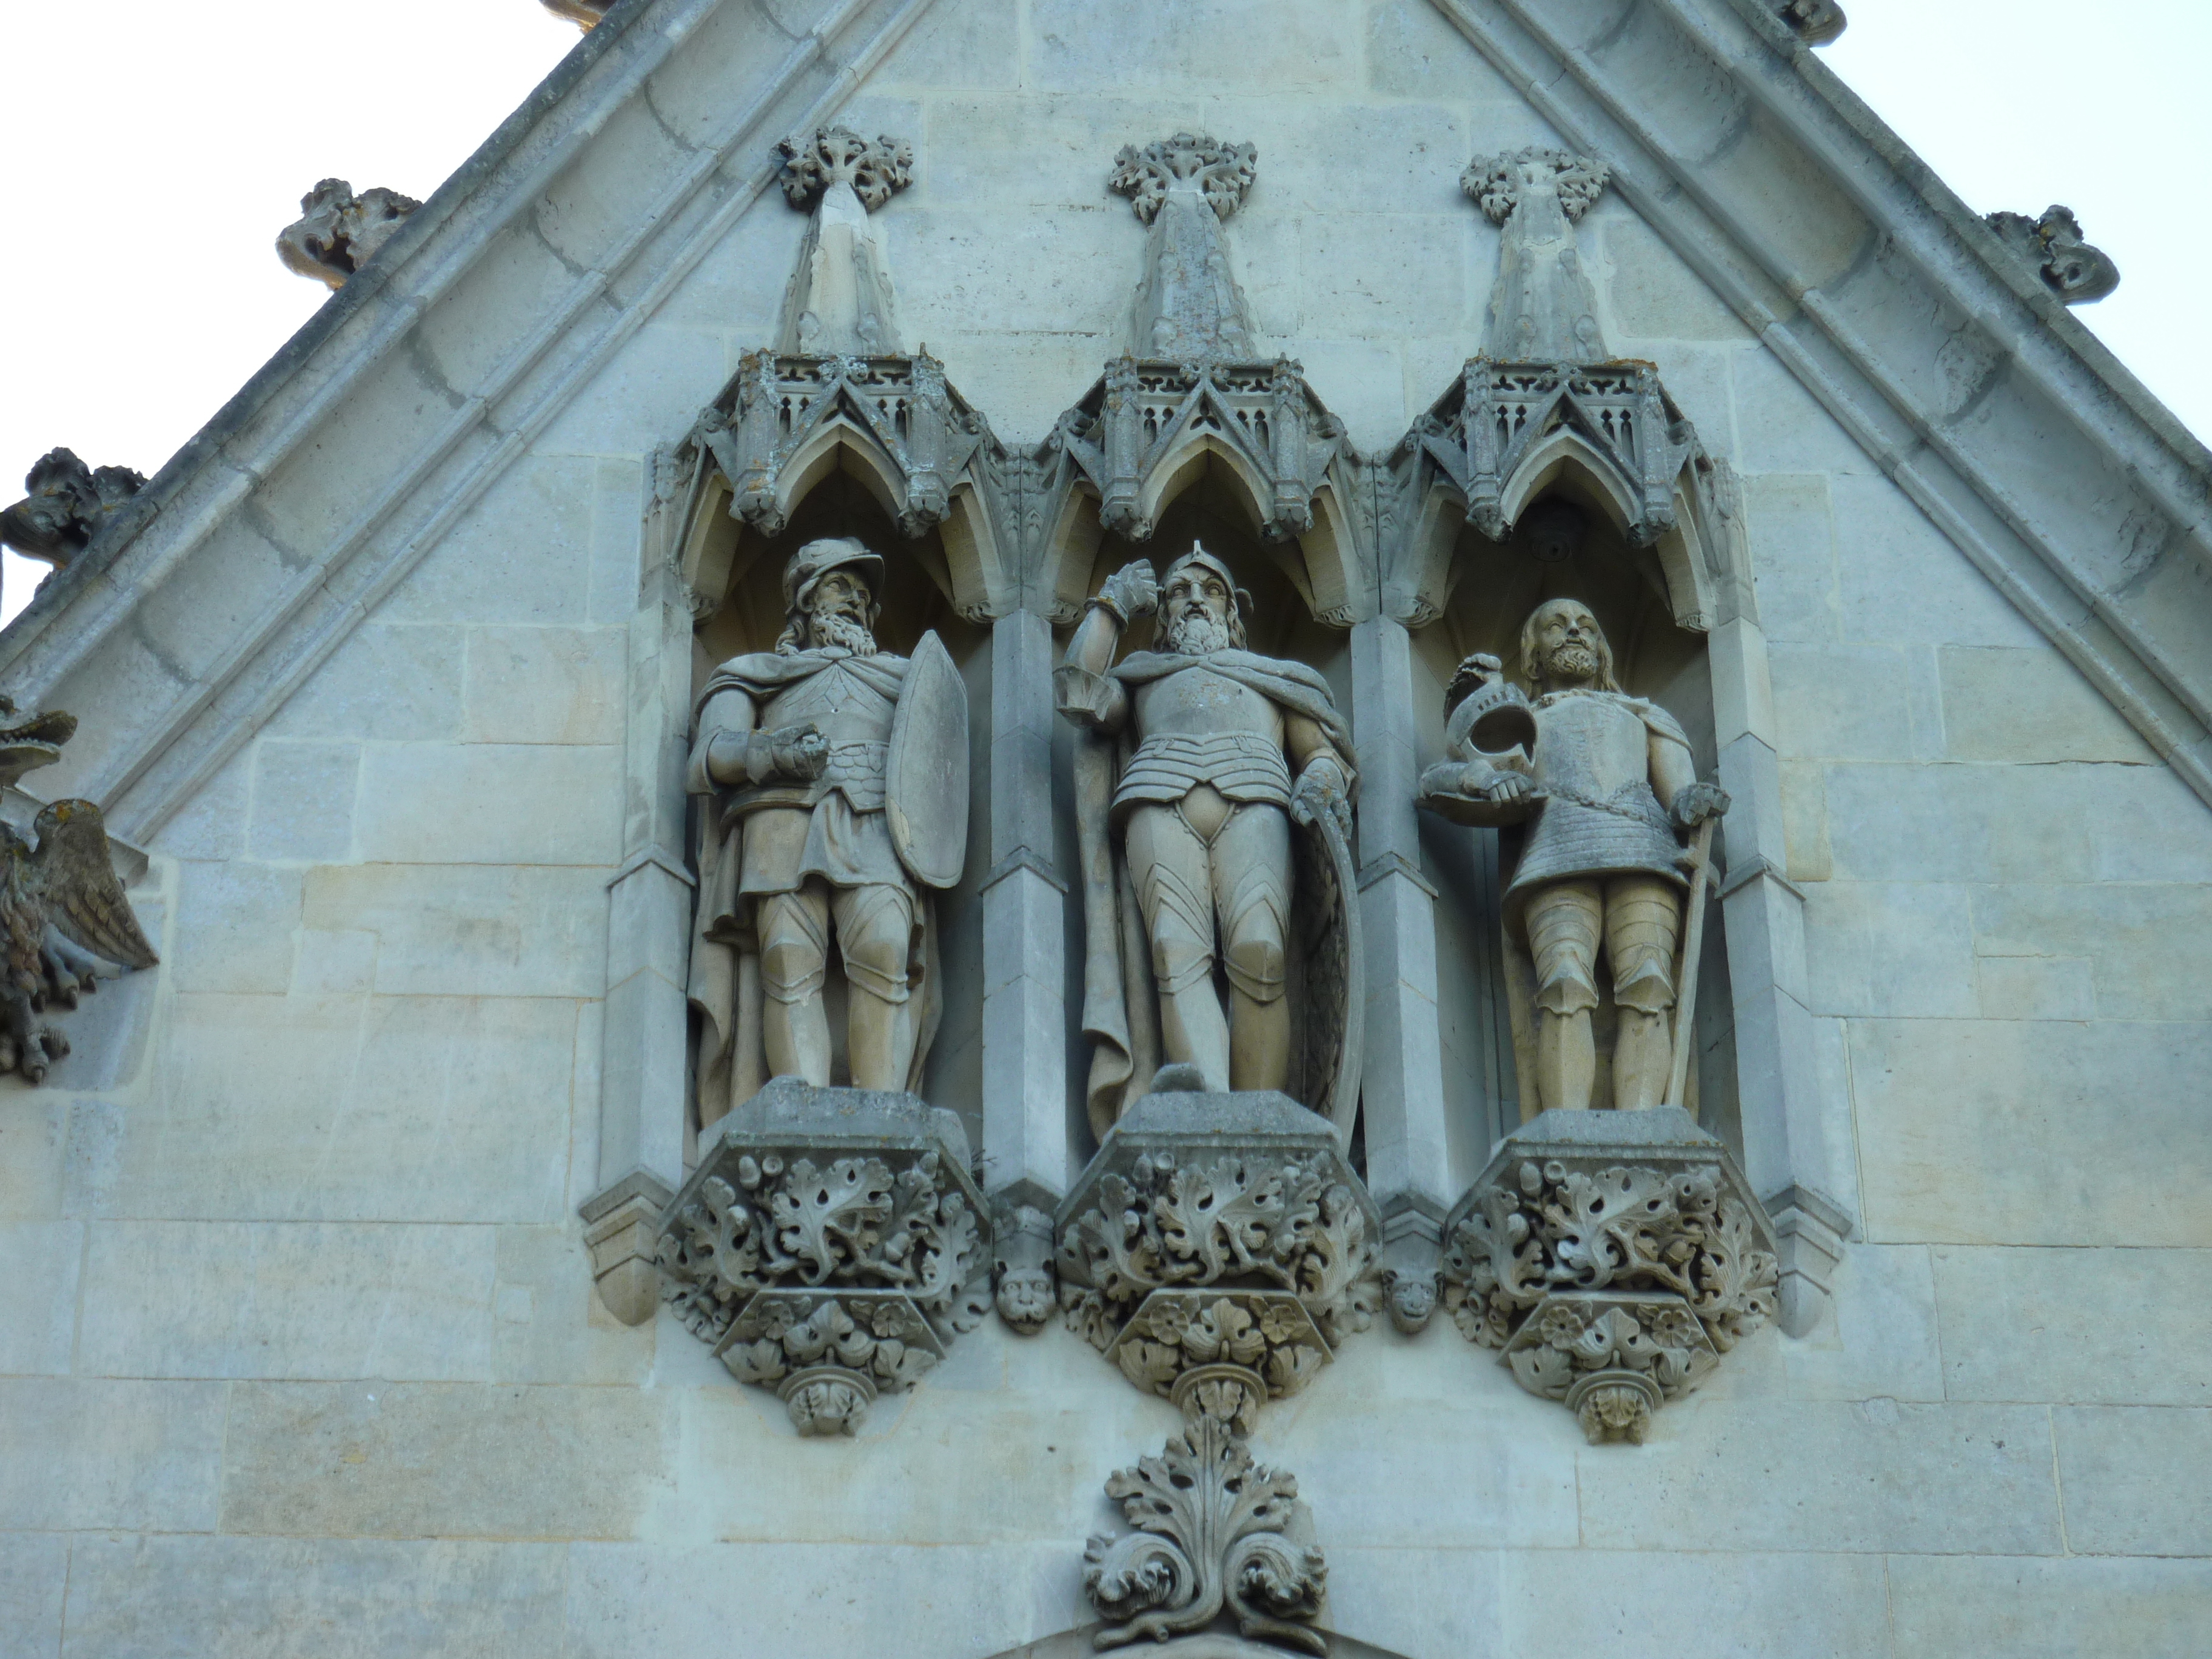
1111,133,1260,362
776,126,914,355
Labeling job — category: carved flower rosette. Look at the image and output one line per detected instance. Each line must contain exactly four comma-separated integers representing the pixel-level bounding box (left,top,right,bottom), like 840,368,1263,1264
1439,1110,1777,1444
1057,1134,1379,1429
656,1085,991,1435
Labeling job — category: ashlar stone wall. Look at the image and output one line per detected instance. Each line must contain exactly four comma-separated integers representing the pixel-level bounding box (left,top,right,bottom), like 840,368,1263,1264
1,0,2208,1654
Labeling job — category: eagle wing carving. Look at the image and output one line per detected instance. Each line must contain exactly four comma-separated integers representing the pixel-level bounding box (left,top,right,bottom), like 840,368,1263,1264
26,800,158,979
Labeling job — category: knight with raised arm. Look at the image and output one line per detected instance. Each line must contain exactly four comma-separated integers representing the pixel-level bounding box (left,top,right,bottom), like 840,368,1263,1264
1056,544,1357,1135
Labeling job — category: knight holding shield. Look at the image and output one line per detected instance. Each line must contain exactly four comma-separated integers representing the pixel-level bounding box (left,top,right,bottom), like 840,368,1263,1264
686,537,969,1122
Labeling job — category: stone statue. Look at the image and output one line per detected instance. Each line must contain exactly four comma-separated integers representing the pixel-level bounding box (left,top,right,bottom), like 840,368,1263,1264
1419,598,1726,1115
1056,544,1358,1138
686,537,969,1122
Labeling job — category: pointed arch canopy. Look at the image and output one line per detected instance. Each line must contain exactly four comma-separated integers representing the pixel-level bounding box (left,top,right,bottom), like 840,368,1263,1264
689,350,1015,623
1047,356,1369,629
1387,358,1720,631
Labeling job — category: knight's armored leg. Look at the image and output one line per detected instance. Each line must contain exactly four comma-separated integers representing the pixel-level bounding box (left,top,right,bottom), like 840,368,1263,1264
1214,803,1292,1093
758,884,834,1086
1525,879,1604,1113
1604,876,1683,1110
831,880,919,1091
1125,803,1230,1090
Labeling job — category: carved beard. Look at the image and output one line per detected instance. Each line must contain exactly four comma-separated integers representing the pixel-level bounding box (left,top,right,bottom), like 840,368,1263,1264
808,611,878,655
1164,608,1233,656
1544,640,1599,683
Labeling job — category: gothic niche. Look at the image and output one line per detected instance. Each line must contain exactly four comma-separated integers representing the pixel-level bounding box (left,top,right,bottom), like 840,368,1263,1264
1381,142,1772,1436
641,126,1001,1417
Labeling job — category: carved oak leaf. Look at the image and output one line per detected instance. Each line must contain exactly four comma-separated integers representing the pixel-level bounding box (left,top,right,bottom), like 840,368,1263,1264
768,1156,896,1283
1461,147,1609,226
1109,133,1258,224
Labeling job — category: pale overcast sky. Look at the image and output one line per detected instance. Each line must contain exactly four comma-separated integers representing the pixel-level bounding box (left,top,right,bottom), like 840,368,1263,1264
1,0,2204,624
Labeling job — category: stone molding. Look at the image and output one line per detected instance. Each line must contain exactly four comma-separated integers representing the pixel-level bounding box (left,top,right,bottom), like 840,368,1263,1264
276,178,421,290
578,1168,675,1327
1440,1107,1777,1443
1763,1180,1855,1338
0,450,146,573
655,1079,992,1434
1084,1414,1329,1655
1986,206,2120,306
1054,1089,1379,1431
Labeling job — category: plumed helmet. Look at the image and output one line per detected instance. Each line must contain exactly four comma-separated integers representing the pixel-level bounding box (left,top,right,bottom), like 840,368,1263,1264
782,535,885,618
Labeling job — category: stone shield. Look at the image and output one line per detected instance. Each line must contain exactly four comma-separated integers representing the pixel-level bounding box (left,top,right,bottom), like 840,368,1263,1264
885,629,970,889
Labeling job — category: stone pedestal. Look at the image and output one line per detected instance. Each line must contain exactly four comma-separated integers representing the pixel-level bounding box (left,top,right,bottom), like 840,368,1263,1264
1054,1087,1379,1430
1439,1107,1777,1444
655,1079,991,1435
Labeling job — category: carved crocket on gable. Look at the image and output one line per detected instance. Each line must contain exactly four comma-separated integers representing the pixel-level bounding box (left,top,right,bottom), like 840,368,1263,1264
0,699,158,1084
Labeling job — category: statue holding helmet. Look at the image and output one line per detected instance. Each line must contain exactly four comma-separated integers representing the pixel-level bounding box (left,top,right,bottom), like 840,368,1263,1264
1056,543,1361,1139
685,535,969,1122
1421,597,1728,1116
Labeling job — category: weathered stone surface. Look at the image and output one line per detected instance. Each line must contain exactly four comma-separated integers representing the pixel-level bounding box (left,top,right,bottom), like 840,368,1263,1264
2053,1405,2212,1557
1578,1398,2062,1552
1851,1017,2212,1246
301,862,607,998
76,1220,498,1381
218,1381,668,1538
0,1378,225,1531
58,1536,569,1659
1888,1555,2212,1659
0,1219,81,1374
1934,1245,2212,1407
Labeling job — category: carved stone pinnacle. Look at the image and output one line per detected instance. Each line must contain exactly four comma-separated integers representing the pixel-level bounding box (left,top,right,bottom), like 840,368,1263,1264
1986,205,2120,306
0,449,145,571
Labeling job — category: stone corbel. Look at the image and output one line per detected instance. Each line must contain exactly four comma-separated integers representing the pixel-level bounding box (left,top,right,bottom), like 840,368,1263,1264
579,1170,674,1327
1986,206,2120,306
1440,1107,1778,1444
656,1079,993,1435
1377,1193,1444,1336
1054,1087,1380,1433
991,1199,1057,1335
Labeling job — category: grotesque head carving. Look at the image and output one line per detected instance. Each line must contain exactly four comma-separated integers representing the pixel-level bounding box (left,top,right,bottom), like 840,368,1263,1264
777,536,884,655
1158,543,1250,656
1519,597,1619,694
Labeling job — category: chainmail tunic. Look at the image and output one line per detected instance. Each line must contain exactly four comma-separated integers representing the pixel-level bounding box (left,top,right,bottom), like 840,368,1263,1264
1505,690,1689,902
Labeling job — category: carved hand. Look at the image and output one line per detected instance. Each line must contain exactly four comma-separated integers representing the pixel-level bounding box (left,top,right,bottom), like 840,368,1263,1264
769,723,830,781
1670,779,1730,829
1290,756,1352,839
1485,769,1534,803
1098,560,1160,622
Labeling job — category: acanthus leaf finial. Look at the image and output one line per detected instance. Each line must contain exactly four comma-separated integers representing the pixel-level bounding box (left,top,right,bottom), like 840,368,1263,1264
1109,133,1259,361
774,128,915,355
1463,147,1612,364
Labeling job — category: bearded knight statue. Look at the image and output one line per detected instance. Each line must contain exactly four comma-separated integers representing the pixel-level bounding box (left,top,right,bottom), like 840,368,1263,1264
1056,544,1361,1141
1419,598,1727,1114
686,537,969,1123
